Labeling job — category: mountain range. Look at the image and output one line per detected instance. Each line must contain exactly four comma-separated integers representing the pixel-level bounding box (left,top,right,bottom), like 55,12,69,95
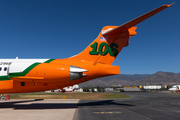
80,71,180,87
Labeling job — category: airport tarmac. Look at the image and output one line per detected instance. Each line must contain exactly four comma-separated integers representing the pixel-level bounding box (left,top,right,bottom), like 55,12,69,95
1,92,180,120
73,92,180,120
0,99,79,120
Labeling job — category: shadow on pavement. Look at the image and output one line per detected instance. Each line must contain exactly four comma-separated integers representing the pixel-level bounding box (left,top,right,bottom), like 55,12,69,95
0,99,135,110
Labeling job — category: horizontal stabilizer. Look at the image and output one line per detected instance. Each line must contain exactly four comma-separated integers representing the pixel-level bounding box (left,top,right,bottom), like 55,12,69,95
102,3,173,37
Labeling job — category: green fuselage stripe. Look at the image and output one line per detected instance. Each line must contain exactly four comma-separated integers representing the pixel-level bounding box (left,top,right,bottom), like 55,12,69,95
0,59,55,81
9,63,40,78
0,76,11,81
44,59,55,63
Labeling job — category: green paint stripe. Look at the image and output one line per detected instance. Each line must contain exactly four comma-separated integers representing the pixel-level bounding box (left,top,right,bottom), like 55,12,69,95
44,59,55,63
9,63,40,78
0,59,55,81
0,76,11,81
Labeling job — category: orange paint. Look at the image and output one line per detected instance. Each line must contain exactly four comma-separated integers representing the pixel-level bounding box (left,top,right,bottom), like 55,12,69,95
0,4,172,93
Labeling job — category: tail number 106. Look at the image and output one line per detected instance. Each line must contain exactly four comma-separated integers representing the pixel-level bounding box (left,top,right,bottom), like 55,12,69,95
89,42,118,56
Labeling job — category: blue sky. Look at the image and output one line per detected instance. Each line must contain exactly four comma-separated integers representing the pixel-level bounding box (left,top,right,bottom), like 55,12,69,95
0,0,179,74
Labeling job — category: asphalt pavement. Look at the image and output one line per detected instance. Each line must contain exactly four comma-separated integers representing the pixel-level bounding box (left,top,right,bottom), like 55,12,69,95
73,92,180,120
1,92,180,120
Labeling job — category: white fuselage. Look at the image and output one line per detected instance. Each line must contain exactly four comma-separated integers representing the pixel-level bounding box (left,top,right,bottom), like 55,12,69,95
0,59,49,76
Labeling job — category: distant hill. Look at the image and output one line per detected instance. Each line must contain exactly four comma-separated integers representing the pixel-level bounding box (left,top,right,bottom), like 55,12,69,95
134,71,180,86
80,71,180,87
80,74,151,87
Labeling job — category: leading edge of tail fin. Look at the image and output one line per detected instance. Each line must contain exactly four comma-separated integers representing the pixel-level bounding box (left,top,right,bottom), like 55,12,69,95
69,4,172,65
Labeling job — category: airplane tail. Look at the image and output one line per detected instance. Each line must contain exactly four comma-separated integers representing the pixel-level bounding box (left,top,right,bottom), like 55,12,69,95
69,4,173,65
72,85,76,91
69,26,134,65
